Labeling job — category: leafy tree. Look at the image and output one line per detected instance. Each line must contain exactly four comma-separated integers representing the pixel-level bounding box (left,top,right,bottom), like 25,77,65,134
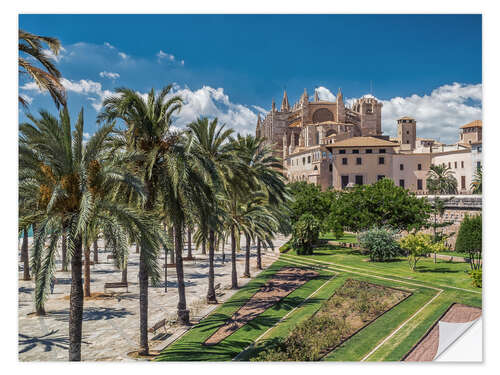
335,179,431,233
471,166,482,194
357,227,402,262
455,214,482,270
288,181,330,227
426,164,458,194
19,30,66,108
400,233,445,271
428,197,454,244
292,213,320,255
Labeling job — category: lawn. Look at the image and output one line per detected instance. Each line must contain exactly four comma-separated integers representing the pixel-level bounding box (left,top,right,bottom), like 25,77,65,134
156,238,482,362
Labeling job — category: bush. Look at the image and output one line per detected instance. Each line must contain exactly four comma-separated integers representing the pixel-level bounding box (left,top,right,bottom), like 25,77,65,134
400,233,445,271
469,269,482,288
455,214,482,270
357,227,402,262
291,213,320,255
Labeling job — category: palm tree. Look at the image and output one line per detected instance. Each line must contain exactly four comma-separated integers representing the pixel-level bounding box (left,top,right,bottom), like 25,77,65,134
471,165,482,194
19,107,162,361
19,30,66,108
99,85,212,333
186,117,236,302
426,164,458,195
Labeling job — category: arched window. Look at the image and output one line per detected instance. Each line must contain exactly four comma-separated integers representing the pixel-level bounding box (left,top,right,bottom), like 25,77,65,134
312,108,334,123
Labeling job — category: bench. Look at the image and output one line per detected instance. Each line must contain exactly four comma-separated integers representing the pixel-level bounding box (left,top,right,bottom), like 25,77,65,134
107,255,115,261
84,260,95,266
148,318,167,334
104,282,128,293
163,263,177,269
214,282,224,297
183,256,197,264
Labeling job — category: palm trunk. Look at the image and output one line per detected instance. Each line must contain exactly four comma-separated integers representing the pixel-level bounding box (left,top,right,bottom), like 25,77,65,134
187,228,192,258
138,243,149,355
256,239,262,270
136,243,139,253
61,231,68,271
174,223,189,324
93,239,98,264
169,226,175,264
21,227,30,280
202,237,206,255
231,226,238,289
163,223,168,292
243,233,251,278
121,262,128,283
69,235,83,361
207,229,217,304
84,245,91,297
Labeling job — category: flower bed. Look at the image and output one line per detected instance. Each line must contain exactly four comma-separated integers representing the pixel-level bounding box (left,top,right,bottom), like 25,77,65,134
252,279,411,361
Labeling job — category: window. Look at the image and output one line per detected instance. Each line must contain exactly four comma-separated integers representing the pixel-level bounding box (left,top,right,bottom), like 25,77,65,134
454,161,457,169
461,176,466,190
341,175,349,189
461,161,464,168
339,149,346,154
356,157,362,165
302,157,305,165
399,179,405,188
355,175,364,185
313,165,318,171
342,157,348,165
448,162,451,168
307,156,311,163
329,164,333,172
365,149,373,154
379,149,386,154
400,164,404,171
417,179,423,190
406,130,410,135
418,163,422,171
377,175,385,181
352,149,359,154
378,157,385,165
477,161,481,169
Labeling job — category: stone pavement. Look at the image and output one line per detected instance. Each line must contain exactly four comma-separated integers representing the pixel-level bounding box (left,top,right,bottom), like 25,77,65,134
18,235,288,361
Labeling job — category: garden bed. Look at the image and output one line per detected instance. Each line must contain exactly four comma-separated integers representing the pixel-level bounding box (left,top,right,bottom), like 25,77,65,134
251,279,411,361
203,267,318,346
403,303,482,361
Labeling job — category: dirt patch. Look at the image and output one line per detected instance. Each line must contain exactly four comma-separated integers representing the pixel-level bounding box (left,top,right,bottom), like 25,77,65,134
252,279,411,361
204,267,318,346
403,303,482,361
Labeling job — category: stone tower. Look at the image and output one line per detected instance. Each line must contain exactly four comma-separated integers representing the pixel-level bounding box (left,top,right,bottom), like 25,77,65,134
281,90,290,112
397,116,417,150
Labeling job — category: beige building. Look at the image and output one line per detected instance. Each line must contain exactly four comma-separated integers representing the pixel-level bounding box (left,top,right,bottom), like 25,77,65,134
256,89,482,193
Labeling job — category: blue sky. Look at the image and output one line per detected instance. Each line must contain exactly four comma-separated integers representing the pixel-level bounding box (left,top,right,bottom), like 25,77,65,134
19,14,482,143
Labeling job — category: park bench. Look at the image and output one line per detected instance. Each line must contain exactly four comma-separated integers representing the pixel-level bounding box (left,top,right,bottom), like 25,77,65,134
107,255,115,261
183,256,197,264
148,318,167,334
104,282,128,293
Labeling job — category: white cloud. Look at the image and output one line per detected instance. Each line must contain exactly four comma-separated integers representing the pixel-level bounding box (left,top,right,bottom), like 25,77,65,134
42,46,66,62
379,83,482,143
104,42,116,50
316,86,337,101
157,50,174,61
118,52,129,60
20,81,41,92
99,71,120,80
57,78,114,111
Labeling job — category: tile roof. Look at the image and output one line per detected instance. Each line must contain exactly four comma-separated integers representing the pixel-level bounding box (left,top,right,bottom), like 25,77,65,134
460,120,482,129
327,136,399,148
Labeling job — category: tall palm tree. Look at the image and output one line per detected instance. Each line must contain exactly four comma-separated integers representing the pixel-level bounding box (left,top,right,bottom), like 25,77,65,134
426,164,458,195
19,30,66,108
99,85,211,334
471,165,482,194
19,107,162,361
186,117,236,302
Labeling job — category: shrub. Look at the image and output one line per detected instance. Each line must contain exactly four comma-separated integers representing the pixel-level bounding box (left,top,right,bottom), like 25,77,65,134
455,214,482,270
469,269,482,288
357,227,402,262
400,233,445,271
291,213,320,255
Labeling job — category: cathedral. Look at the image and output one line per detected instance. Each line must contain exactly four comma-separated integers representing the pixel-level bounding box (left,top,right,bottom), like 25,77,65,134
255,88,482,193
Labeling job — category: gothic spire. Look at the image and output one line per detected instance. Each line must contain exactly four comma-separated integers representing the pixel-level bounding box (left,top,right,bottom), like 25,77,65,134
314,89,319,102
272,98,276,112
281,90,290,111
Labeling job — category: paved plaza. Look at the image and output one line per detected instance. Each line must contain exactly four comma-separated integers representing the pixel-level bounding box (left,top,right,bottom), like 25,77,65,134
18,235,287,361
